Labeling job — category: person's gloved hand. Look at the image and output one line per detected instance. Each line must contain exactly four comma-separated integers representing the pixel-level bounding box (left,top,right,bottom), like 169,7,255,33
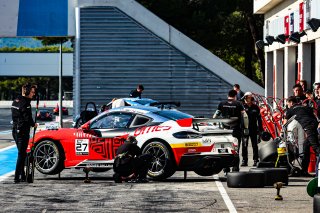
243,128,249,136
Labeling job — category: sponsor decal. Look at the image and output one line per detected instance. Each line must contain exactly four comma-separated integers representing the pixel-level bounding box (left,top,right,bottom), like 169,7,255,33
187,148,197,153
202,138,211,144
185,142,200,147
134,125,171,136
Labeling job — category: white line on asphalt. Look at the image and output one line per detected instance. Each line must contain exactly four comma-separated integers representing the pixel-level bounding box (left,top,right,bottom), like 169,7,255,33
0,145,15,152
213,175,237,213
0,171,15,182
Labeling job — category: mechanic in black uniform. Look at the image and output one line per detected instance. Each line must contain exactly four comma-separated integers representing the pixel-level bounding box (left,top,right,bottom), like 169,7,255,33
241,92,263,167
285,96,320,177
213,89,249,172
129,84,144,99
113,136,152,183
11,83,38,183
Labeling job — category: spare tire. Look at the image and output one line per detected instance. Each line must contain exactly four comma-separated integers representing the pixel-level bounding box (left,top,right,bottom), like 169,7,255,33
227,172,264,188
258,140,278,162
249,167,288,186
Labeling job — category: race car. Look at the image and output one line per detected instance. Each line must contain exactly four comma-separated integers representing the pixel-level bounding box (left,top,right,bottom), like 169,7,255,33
72,98,180,128
28,106,238,180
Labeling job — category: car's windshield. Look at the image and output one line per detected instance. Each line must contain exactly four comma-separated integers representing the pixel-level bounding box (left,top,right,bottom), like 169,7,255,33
154,110,192,121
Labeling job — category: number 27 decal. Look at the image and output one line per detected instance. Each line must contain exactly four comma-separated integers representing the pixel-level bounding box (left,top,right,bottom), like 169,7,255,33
75,139,89,155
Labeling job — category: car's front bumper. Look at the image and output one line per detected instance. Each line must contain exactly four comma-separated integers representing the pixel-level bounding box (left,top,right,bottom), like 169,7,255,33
178,153,235,170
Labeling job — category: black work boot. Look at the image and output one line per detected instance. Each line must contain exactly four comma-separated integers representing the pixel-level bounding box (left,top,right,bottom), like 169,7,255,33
241,160,248,167
253,160,259,167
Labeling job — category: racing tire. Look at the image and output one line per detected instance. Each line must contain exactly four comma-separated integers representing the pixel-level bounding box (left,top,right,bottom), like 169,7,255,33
314,194,320,212
257,161,275,168
194,166,223,176
34,140,64,175
249,167,288,186
227,172,264,188
142,141,176,180
258,140,278,162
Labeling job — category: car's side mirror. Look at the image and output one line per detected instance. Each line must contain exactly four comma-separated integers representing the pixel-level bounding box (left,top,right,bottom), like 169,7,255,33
81,122,90,131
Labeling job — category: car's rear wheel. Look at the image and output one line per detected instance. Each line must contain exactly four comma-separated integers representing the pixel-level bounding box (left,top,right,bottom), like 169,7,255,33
142,141,176,180
34,140,64,175
194,166,222,176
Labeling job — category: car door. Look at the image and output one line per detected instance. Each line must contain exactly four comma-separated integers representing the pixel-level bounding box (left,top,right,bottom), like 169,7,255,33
84,111,135,160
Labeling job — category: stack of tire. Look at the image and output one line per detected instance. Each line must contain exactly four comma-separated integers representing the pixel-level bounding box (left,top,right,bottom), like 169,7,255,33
227,168,288,188
227,139,289,188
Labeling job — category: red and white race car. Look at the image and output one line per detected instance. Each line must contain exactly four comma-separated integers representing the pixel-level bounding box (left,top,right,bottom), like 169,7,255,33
28,106,238,180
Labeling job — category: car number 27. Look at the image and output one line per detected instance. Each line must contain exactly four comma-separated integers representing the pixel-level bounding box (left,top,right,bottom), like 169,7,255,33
75,139,89,155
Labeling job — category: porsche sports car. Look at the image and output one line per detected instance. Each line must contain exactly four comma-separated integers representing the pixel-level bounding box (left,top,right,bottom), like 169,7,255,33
72,98,180,128
28,106,238,180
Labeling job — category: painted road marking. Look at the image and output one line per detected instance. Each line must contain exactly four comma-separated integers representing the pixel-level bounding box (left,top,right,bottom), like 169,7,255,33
214,175,237,213
0,145,17,180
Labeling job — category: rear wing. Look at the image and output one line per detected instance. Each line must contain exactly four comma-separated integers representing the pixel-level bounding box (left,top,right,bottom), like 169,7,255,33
176,117,238,128
193,117,238,127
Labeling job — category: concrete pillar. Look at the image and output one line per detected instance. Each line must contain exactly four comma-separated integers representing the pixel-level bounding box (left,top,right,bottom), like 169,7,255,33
274,50,284,100
316,38,320,82
265,52,273,97
299,43,312,88
284,46,296,98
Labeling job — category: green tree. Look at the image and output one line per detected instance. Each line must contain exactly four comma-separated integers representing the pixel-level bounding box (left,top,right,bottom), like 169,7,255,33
137,0,264,86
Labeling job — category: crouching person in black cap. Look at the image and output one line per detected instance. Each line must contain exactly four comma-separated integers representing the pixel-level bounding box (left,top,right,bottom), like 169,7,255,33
113,136,152,183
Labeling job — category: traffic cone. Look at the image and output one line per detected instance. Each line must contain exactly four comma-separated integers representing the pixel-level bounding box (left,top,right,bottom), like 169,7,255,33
308,147,316,173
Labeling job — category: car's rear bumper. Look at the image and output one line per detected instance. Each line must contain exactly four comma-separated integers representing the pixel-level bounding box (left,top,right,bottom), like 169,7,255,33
178,153,235,170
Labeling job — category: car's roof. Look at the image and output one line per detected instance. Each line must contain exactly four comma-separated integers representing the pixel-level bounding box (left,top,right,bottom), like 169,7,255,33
109,105,161,114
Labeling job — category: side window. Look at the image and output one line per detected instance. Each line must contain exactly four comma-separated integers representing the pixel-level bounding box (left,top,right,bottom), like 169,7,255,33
90,113,133,129
131,115,151,127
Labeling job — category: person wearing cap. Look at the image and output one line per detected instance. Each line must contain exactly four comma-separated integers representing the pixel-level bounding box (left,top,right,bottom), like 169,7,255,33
213,89,249,172
113,136,152,183
241,92,263,167
285,96,320,177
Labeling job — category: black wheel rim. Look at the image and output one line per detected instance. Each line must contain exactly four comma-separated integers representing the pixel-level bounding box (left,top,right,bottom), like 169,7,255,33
144,145,168,176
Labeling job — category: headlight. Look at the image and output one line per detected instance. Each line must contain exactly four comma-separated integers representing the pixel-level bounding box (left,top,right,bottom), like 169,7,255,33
173,131,202,139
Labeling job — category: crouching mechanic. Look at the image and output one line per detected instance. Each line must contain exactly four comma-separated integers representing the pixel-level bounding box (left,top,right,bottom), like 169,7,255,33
213,89,249,172
285,96,320,177
113,136,152,183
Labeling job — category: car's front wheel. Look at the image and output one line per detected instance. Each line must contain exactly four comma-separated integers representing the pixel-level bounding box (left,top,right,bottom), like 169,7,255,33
142,141,176,180
34,140,64,175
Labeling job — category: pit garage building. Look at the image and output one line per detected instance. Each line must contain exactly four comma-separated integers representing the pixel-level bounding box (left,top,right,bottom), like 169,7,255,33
254,0,320,99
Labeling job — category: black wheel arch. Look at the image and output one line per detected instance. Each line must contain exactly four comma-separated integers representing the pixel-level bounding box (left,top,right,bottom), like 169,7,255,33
141,138,176,165
34,138,66,165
